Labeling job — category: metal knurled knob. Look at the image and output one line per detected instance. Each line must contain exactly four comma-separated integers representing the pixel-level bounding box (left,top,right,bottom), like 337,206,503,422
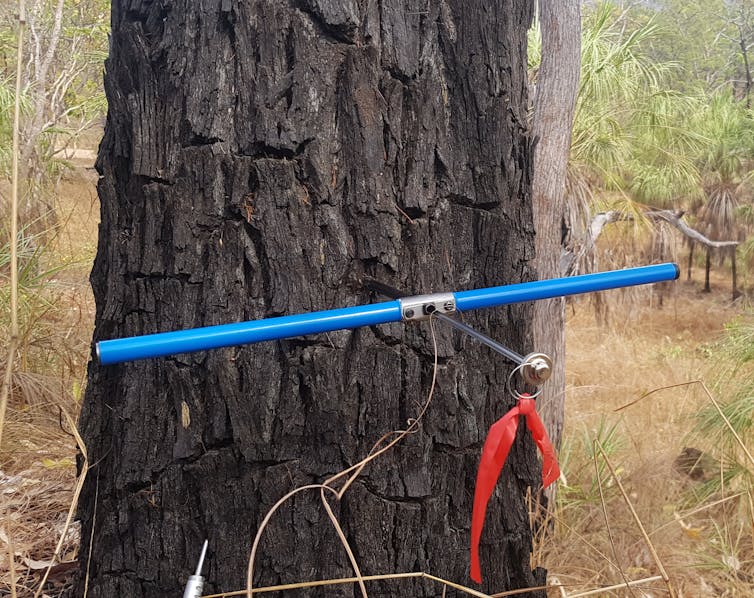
520,353,553,386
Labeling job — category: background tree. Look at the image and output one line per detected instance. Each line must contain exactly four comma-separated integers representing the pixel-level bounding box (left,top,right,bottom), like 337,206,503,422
537,3,744,275
74,1,547,597
632,0,734,94
634,0,754,103
692,92,754,295
0,0,108,223
529,0,754,455
725,0,754,106
530,0,580,453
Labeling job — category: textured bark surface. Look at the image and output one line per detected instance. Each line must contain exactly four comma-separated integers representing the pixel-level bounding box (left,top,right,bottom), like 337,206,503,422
75,1,543,596
531,0,580,451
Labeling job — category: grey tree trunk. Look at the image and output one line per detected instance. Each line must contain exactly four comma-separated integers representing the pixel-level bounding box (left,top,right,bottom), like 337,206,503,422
74,1,544,596
531,0,581,453
731,246,740,299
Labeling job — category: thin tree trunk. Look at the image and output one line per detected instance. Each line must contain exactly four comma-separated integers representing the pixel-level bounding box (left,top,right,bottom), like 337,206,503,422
731,246,740,299
20,0,66,221
687,242,694,281
75,1,544,597
738,23,752,108
704,247,712,292
531,0,581,453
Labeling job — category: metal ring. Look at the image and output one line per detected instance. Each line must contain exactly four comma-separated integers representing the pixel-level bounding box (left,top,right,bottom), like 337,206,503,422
506,362,543,401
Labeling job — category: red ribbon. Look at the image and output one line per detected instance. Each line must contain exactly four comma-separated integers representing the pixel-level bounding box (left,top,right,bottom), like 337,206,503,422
470,393,560,584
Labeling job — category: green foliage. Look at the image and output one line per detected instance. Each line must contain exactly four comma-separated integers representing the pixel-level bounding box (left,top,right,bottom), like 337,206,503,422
557,415,627,510
570,4,715,209
689,92,754,243
0,0,108,206
695,94,754,186
624,91,705,206
572,2,664,182
0,224,74,362
531,1,754,264
741,234,754,271
633,0,739,95
0,75,28,176
530,4,708,210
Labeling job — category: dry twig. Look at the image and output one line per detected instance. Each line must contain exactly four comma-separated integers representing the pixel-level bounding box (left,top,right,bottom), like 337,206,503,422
32,407,88,598
592,440,638,598
594,440,676,597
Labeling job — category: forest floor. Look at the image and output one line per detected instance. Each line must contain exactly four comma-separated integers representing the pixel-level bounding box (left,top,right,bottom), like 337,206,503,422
1,160,752,596
542,280,752,597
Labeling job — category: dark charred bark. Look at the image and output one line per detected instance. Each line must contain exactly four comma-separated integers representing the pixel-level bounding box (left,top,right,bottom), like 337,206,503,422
75,1,542,597
704,247,712,292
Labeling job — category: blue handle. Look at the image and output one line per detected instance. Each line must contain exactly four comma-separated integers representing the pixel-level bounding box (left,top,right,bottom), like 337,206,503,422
96,263,679,365
97,301,401,365
455,262,680,312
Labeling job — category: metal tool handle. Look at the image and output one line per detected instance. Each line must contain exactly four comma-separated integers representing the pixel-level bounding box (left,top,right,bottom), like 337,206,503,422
182,540,208,598
182,575,203,598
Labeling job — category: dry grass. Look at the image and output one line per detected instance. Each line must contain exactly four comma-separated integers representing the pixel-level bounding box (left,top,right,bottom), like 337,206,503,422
539,273,753,596
1,165,96,597
0,408,80,597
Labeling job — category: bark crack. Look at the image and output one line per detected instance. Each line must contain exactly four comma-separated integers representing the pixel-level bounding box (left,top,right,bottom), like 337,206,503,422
240,138,314,160
445,193,498,212
360,479,429,504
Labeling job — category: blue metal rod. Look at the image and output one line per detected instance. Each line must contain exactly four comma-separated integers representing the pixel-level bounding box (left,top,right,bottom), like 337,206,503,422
97,301,401,365
96,263,679,365
455,262,680,312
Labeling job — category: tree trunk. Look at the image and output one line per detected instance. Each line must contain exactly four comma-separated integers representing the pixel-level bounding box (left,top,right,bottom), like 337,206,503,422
687,242,694,281
531,0,581,453
704,247,712,292
731,246,740,299
738,23,752,108
75,1,544,597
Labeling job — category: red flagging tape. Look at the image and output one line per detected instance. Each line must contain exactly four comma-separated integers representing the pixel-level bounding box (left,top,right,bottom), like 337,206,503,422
470,393,560,583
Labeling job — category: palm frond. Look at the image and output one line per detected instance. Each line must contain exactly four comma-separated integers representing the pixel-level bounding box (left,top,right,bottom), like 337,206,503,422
569,2,699,212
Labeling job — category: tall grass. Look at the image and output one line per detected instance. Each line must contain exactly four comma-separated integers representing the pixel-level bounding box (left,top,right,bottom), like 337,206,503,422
0,75,30,177
2,227,68,350
537,281,754,596
693,315,754,495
